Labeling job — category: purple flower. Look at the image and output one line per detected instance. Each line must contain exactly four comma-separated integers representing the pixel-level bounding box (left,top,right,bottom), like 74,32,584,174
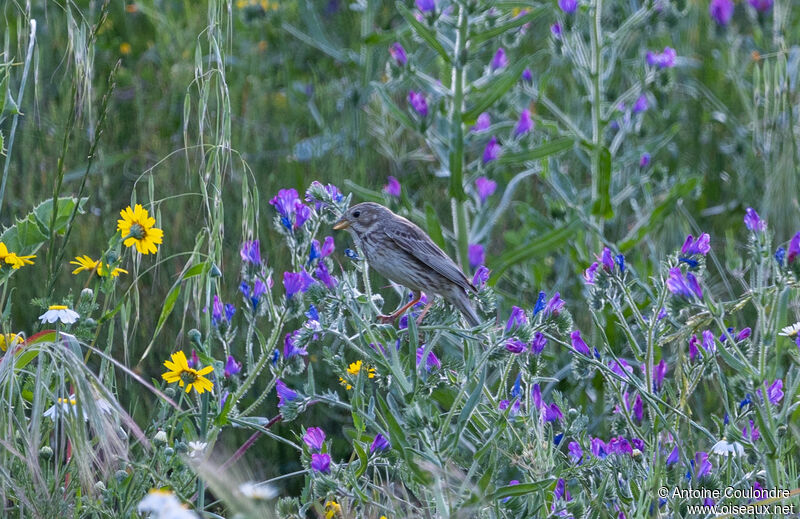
305,181,343,211
506,306,527,332
591,437,608,458
211,295,225,325
744,208,766,232
295,204,311,228
693,452,712,479
240,240,261,264
408,91,428,116
666,446,679,465
530,332,547,354
284,269,315,298
633,94,648,114
490,48,508,71
187,349,200,369
308,240,321,264
389,42,407,66
631,438,644,451
558,0,578,14
415,0,435,12
681,233,711,255
633,394,644,422
321,236,335,257
276,379,298,407
600,247,614,271
303,427,325,451
468,244,485,269
384,175,402,197
514,109,533,136
315,262,337,289
505,339,526,354
744,420,760,441
553,478,572,502
608,437,633,455
550,23,562,39
788,232,800,263
646,46,677,69
483,136,501,164
269,188,300,220
544,292,565,317
654,359,668,391
544,403,563,422
570,330,591,356
702,330,716,353
709,0,734,25
224,355,241,378
310,452,331,473
609,359,633,378
639,153,651,168
748,0,773,12
532,291,546,316
284,330,308,359
370,433,390,453
472,265,490,288
736,327,751,341
472,112,491,132
583,262,599,284
475,176,497,203
568,442,583,464
666,267,703,300
416,347,441,371
225,303,235,322
765,379,784,405
522,67,533,81
531,384,542,409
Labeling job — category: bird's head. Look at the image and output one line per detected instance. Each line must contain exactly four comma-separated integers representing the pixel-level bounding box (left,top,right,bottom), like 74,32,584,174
333,202,388,237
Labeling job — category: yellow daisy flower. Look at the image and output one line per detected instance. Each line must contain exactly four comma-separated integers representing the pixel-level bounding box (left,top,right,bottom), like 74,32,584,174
324,500,341,519
117,204,164,255
70,255,128,277
162,351,214,394
347,360,376,378
0,333,22,352
338,377,352,391
0,242,35,269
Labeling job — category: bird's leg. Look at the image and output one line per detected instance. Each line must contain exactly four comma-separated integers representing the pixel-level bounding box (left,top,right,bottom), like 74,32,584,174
415,300,435,326
378,294,421,323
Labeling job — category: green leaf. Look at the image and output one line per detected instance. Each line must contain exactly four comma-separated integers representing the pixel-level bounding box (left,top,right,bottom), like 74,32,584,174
470,8,545,45
464,59,530,120
591,146,613,219
424,203,446,249
396,3,451,64
374,85,417,132
489,479,554,501
453,367,486,444
32,196,88,235
619,177,699,251
182,261,209,280
496,137,574,165
490,219,581,283
353,441,369,478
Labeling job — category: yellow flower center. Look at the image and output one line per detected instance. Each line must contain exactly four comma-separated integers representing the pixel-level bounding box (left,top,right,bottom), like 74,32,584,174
129,223,146,239
49,305,68,310
180,370,198,385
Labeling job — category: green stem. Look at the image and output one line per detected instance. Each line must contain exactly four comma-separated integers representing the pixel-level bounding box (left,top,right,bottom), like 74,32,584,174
589,0,604,238
449,4,469,268
197,392,209,512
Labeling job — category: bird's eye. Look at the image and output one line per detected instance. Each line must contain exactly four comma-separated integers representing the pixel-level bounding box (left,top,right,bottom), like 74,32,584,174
353,210,361,218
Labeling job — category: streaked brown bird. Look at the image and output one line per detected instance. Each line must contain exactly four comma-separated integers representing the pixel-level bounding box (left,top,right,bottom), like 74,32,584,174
333,202,480,327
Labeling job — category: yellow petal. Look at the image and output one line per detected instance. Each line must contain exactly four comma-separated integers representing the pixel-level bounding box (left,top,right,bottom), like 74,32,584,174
195,365,214,376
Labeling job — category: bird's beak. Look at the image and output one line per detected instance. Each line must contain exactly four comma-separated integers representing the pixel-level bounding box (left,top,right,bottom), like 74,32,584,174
332,218,350,230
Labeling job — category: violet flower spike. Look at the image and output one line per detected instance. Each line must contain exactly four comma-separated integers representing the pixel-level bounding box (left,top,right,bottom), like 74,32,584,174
303,427,325,451
475,176,497,203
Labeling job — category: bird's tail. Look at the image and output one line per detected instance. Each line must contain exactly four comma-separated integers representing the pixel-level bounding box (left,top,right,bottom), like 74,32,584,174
447,287,480,327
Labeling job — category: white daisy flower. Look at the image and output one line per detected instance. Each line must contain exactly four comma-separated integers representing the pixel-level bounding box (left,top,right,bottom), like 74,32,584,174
39,305,80,324
43,395,84,422
187,441,208,460
137,489,199,518
710,439,744,457
779,321,800,338
237,481,278,500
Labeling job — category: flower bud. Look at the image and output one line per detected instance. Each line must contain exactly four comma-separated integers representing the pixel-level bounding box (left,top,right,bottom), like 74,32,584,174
39,446,53,459
210,264,222,278
153,430,168,447
188,329,202,346
164,387,176,398
164,447,175,457
94,481,106,492
114,470,128,482
81,288,94,300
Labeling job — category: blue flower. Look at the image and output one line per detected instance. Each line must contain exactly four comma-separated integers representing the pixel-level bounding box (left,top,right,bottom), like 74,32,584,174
530,332,547,354
666,267,703,300
315,262,337,289
744,208,766,232
505,306,527,332
240,240,261,264
305,304,320,322
276,379,298,407
570,330,591,356
345,248,360,261
308,240,321,265
284,269,315,298
615,254,626,273
510,373,522,398
283,330,308,359
224,355,241,378
532,291,547,316
370,433,390,454
775,247,786,267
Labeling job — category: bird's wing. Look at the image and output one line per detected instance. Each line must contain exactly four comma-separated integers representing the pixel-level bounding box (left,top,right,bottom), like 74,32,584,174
383,218,477,293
